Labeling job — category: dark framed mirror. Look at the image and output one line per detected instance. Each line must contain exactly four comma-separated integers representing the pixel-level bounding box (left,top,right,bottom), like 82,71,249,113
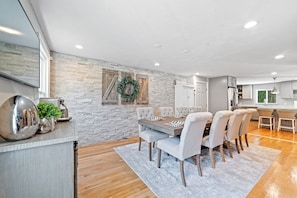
0,0,40,88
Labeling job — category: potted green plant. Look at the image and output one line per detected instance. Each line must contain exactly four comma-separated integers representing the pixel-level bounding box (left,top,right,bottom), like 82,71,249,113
37,102,62,133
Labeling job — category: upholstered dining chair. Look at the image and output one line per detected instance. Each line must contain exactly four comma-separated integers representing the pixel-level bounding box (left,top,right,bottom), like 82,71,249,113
159,107,174,117
157,112,213,187
201,110,233,168
175,107,189,117
238,108,257,150
189,106,202,113
224,109,248,158
136,107,168,161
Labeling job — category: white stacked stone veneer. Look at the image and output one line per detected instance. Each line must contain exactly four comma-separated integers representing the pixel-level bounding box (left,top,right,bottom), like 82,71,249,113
50,52,191,146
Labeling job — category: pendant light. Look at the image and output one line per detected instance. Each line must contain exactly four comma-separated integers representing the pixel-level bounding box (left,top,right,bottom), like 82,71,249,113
271,76,279,94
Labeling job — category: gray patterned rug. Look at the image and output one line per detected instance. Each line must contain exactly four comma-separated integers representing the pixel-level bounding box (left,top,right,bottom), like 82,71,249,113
115,142,281,198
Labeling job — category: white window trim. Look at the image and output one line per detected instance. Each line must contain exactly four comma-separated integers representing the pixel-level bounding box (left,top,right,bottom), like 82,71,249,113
256,89,277,104
39,43,50,97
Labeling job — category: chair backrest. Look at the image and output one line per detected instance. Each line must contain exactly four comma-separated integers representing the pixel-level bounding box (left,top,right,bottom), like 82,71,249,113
136,107,154,120
277,110,297,119
179,112,213,159
239,108,257,136
258,109,274,117
226,109,248,141
159,107,174,117
208,110,233,147
189,106,202,113
176,107,189,117
136,107,154,132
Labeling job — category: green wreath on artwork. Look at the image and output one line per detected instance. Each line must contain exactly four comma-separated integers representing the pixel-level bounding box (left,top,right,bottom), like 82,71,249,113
117,76,140,102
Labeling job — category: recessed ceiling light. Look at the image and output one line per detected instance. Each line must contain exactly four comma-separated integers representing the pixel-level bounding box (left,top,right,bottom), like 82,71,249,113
75,44,83,49
154,43,162,48
274,54,284,59
195,72,200,75
183,49,190,53
0,26,22,35
154,62,160,67
271,72,277,75
244,21,258,29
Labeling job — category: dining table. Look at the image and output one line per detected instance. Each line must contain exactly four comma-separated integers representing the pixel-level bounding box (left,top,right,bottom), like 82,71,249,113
138,117,211,136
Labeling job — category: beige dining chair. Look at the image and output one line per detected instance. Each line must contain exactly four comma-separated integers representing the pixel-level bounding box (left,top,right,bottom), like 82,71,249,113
136,107,169,161
159,107,174,117
202,110,233,168
258,108,274,130
175,107,189,117
224,109,248,158
238,108,257,150
157,112,213,187
277,109,297,134
189,106,202,113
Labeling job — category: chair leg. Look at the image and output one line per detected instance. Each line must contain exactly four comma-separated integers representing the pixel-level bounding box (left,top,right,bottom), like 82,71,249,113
138,137,142,151
245,134,249,147
157,149,161,168
180,160,186,187
239,136,244,150
191,156,197,165
196,154,202,176
258,118,261,128
226,141,233,158
149,142,152,161
209,148,215,168
235,138,240,154
220,144,225,162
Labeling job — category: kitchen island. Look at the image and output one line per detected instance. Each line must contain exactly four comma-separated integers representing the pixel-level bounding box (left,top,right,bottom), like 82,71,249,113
238,104,297,110
238,105,297,131
0,121,78,198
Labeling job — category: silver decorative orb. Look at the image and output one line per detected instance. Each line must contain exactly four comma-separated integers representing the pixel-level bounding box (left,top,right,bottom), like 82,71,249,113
0,95,40,141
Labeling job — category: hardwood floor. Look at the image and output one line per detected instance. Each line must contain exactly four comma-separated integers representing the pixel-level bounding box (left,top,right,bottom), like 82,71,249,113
78,121,297,198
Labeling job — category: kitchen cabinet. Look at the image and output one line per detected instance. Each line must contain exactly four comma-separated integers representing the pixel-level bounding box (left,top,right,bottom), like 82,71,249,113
175,85,194,109
292,81,297,89
237,85,252,99
280,81,293,98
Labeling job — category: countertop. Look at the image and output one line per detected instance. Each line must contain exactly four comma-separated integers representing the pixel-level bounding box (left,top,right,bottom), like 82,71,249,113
238,104,297,110
0,121,78,153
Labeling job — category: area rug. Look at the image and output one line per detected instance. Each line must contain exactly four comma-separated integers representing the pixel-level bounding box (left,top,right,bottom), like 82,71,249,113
114,142,281,198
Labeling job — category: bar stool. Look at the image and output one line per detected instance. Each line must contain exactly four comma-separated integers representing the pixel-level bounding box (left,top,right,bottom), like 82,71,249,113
258,109,274,130
277,109,297,134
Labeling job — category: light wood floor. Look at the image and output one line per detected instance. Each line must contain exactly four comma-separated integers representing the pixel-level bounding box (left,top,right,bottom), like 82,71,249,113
78,121,297,198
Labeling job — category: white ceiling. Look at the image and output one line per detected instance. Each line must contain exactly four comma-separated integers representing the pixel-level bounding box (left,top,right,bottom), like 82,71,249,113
30,0,297,84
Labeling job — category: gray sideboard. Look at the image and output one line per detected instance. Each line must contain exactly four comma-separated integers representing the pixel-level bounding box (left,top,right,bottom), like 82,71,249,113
0,121,78,198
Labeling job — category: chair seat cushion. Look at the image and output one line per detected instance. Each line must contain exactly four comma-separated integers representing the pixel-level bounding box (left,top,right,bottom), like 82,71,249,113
157,137,181,159
140,129,168,142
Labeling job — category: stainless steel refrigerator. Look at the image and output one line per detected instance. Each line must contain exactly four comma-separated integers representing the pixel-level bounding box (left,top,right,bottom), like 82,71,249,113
208,76,238,114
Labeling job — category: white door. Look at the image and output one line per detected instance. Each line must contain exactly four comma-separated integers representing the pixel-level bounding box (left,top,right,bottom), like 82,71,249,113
195,82,207,111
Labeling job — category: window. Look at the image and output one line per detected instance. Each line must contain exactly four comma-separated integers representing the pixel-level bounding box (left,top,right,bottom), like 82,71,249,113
39,43,50,97
257,89,276,104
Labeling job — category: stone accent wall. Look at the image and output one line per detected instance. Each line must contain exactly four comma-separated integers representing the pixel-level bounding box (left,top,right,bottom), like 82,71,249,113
50,52,191,146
